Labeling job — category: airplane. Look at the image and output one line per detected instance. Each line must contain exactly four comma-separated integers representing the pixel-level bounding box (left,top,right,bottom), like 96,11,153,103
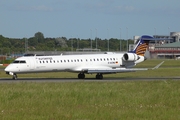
5,35,163,80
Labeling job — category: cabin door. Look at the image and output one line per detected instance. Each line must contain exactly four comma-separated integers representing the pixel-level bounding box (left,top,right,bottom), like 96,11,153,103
29,58,36,70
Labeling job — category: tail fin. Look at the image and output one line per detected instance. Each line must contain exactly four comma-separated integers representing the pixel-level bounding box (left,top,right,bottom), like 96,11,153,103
131,35,153,56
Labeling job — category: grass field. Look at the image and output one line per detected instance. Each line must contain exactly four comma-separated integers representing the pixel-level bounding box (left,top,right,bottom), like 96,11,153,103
0,59,180,119
0,81,180,120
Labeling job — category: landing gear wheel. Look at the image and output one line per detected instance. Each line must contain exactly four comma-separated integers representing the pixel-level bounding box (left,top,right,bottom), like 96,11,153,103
96,73,103,79
13,74,17,80
78,73,85,79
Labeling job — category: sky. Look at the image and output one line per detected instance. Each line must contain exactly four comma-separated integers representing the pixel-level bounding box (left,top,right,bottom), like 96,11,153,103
0,0,180,39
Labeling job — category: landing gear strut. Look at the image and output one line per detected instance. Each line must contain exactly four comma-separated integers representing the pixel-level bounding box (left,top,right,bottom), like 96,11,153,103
78,73,85,79
13,74,17,80
96,73,103,79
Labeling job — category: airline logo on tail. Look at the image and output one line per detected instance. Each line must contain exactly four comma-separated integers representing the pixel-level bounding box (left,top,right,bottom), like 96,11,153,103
132,35,153,56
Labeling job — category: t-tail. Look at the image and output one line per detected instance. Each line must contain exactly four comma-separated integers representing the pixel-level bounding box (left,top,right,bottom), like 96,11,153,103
121,35,154,65
131,35,153,56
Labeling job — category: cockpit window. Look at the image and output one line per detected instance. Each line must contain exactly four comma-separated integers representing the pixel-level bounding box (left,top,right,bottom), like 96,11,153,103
13,61,20,63
20,61,26,63
13,60,26,64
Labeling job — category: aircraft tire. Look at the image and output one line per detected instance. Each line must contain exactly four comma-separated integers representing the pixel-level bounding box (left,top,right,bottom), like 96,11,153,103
96,74,103,79
78,73,85,79
13,74,17,80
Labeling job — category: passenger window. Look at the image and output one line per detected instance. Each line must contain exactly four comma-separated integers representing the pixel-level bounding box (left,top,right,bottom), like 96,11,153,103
81,59,83,62
107,58,109,61
46,61,48,63
74,60,76,62
64,60,66,62
68,60,70,62
113,58,115,60
97,59,99,61
71,60,73,62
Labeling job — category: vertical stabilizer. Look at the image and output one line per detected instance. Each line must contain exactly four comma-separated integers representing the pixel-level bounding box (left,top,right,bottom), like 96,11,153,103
131,35,153,56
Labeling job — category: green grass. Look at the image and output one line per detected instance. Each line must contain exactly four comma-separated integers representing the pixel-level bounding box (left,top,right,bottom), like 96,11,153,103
0,81,180,120
0,59,180,119
135,59,180,68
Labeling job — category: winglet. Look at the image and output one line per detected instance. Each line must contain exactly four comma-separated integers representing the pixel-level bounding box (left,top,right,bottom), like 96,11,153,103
152,61,164,70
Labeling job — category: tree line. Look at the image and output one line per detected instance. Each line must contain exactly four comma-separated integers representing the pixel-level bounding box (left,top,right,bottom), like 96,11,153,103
0,32,133,55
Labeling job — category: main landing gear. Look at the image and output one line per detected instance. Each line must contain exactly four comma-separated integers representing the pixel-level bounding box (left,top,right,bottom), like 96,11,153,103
78,73,85,79
78,73,103,79
96,73,103,79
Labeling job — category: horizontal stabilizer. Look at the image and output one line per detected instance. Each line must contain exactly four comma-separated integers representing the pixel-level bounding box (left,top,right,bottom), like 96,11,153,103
141,38,171,41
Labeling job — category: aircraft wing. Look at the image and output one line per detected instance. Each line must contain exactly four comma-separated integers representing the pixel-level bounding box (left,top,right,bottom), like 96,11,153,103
82,61,164,74
85,68,147,74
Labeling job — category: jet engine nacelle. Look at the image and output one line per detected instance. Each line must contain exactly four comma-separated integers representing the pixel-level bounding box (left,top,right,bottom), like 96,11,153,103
122,53,139,61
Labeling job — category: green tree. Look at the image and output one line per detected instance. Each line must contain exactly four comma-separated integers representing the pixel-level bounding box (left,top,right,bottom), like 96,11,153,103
55,37,68,48
45,39,55,49
3,40,11,48
34,32,44,43
28,37,38,47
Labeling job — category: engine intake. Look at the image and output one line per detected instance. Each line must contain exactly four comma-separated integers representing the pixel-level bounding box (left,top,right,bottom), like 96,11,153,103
122,53,139,61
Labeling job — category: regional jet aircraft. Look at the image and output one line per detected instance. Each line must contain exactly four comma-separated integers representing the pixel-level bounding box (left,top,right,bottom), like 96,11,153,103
5,35,162,80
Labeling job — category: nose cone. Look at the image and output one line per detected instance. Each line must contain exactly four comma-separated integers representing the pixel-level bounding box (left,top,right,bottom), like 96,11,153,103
4,65,11,72
4,66,9,72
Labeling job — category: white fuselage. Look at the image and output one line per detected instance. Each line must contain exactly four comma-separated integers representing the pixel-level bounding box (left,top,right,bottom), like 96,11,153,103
5,53,145,75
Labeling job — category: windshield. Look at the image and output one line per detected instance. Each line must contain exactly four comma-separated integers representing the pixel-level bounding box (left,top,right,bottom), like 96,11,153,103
13,60,26,64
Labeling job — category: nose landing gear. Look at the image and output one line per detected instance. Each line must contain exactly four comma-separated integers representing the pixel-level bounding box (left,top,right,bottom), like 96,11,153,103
13,74,17,80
